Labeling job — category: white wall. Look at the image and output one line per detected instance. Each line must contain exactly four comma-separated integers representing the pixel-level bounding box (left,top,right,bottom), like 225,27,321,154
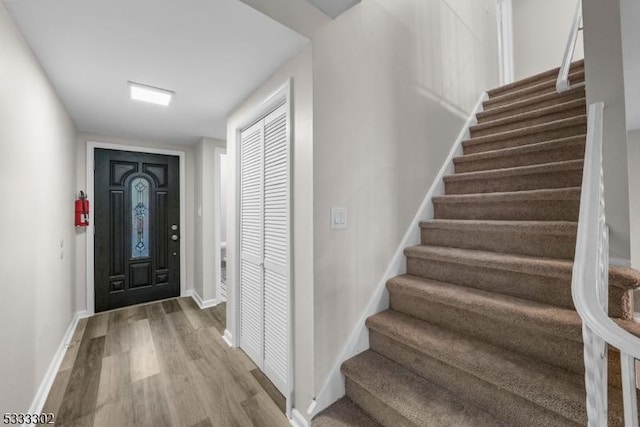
620,0,640,131
621,0,640,270
75,132,196,311
582,0,631,264
512,0,584,80
226,45,315,417
193,137,226,303
629,130,640,269
0,2,77,413
311,0,498,408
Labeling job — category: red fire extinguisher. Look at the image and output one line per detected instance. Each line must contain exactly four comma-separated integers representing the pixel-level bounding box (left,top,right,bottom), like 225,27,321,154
75,191,90,227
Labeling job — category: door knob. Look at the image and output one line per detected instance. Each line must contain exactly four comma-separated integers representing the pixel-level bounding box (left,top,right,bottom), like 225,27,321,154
172,235,178,241
171,224,178,231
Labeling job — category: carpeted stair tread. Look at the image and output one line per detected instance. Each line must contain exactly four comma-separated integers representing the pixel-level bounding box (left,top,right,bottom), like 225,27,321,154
404,245,640,292
479,85,585,123
433,187,581,221
484,69,585,108
341,350,504,426
312,397,382,427
453,135,586,173
462,115,587,154
470,98,586,137
443,159,583,194
420,219,577,258
366,310,586,424
387,274,583,342
487,60,584,97
387,274,589,376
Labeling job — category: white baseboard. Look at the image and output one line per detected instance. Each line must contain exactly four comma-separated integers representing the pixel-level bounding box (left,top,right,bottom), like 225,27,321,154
186,289,219,309
222,329,234,347
289,408,309,427
308,92,489,418
24,310,89,426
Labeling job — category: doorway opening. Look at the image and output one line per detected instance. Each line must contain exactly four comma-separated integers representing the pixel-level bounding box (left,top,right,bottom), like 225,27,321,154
216,149,228,303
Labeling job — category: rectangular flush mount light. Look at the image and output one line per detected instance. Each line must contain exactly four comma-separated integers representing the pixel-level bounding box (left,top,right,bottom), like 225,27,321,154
129,82,173,106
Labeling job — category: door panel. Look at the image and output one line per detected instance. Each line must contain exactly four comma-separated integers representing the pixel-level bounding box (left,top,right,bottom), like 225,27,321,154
239,121,265,368
95,149,180,312
238,103,289,396
262,104,289,394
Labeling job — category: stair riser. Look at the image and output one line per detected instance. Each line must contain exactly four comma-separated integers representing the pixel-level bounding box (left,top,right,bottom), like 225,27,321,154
444,168,583,195
454,142,585,173
463,124,587,155
389,291,584,374
405,256,631,318
471,106,586,138
344,379,412,427
484,73,585,109
368,331,582,426
478,90,585,123
488,62,583,98
433,198,580,221
420,226,577,259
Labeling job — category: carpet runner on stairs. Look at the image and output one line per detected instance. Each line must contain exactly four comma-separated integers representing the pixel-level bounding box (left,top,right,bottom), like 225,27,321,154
313,60,640,426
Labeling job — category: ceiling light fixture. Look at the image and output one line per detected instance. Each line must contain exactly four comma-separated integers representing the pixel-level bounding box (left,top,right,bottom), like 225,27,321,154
129,82,174,106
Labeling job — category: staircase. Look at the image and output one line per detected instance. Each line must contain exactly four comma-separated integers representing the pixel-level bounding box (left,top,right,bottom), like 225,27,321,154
313,60,640,426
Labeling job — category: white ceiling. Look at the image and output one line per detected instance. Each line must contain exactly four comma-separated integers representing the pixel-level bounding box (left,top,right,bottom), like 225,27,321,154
3,0,309,145
305,0,360,18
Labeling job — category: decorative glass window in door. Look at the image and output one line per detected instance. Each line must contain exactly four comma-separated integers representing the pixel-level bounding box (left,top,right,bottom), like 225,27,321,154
131,177,150,258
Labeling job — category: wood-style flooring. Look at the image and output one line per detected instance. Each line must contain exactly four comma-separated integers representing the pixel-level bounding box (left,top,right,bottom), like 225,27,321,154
42,298,289,427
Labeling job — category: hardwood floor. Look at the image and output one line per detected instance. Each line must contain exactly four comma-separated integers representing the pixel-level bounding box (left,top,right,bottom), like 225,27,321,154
42,298,289,427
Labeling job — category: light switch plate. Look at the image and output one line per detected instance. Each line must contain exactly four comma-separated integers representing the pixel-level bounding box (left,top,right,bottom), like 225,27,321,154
331,207,347,229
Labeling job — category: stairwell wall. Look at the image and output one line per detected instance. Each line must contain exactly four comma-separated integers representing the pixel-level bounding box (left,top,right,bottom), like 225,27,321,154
311,0,499,410
628,130,640,270
511,0,584,81
582,0,631,264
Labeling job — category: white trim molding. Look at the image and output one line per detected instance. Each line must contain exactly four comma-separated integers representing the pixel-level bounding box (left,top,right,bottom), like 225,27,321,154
24,310,89,426
309,92,489,418
186,289,219,309
289,408,310,427
496,0,514,85
222,329,234,347
85,141,187,316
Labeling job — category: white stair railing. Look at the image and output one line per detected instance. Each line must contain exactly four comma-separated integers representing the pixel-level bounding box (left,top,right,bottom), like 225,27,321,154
572,102,640,426
557,0,583,92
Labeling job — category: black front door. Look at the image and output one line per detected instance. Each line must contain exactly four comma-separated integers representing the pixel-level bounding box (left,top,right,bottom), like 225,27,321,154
94,149,180,312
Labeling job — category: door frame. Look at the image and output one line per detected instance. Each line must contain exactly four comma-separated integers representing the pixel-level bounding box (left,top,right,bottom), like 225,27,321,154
228,80,294,417
214,146,227,303
85,141,187,315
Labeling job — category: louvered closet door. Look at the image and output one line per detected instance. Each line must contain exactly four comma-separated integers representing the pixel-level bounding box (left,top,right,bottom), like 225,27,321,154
239,121,265,368
262,104,289,395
